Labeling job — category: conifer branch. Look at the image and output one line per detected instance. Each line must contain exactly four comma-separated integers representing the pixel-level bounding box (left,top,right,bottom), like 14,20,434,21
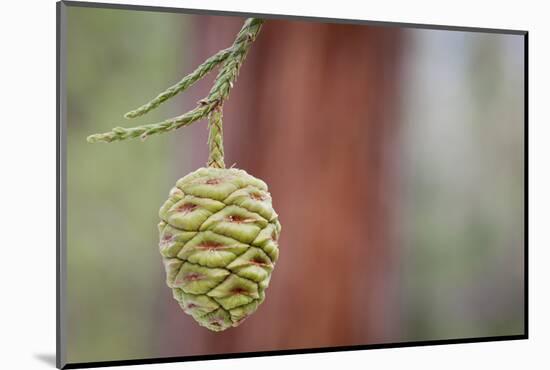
87,18,264,144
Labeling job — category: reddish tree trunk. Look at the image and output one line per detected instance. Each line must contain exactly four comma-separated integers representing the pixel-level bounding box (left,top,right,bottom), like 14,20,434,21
159,16,402,356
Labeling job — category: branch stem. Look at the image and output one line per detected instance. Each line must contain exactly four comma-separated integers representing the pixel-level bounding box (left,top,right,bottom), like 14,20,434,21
207,105,225,168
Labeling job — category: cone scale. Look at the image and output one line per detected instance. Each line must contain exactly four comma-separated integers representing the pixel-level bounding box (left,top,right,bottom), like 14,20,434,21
158,167,281,331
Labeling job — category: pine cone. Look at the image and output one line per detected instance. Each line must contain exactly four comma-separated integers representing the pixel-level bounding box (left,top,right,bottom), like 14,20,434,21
158,167,281,331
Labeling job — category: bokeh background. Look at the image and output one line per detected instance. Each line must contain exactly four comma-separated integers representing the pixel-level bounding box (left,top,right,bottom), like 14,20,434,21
65,6,525,364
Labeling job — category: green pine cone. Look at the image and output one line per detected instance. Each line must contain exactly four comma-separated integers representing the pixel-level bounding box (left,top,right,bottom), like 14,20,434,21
158,167,281,331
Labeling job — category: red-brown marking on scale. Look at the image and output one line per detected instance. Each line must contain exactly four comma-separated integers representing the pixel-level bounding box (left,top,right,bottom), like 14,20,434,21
251,257,268,266
160,233,173,245
185,273,203,281
227,215,247,223
205,178,222,185
250,192,267,201
231,287,249,295
187,303,197,309
177,203,197,214
210,321,221,327
198,242,224,250
271,230,278,241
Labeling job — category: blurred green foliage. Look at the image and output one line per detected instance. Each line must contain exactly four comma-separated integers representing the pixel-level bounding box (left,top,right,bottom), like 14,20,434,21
66,7,190,363
400,31,524,340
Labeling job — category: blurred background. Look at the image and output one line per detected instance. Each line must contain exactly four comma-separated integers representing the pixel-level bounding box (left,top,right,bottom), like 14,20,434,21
65,6,525,364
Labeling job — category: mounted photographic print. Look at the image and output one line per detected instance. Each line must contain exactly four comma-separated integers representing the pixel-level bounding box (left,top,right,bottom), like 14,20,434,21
56,1,527,368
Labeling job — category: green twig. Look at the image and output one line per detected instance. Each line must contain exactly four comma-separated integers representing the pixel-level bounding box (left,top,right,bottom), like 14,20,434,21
87,18,264,148
124,48,232,119
86,102,216,143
